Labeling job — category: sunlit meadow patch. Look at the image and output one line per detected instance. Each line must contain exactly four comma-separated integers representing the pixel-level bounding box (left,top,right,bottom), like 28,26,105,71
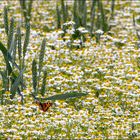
0,0,140,139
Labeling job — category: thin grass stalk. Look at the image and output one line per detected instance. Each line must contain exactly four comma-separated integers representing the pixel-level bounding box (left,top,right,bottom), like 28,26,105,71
17,25,22,68
38,38,46,92
90,0,97,35
78,0,82,17
19,0,27,24
111,0,115,19
8,35,15,56
13,33,18,64
3,6,9,36
22,22,30,67
22,23,30,90
10,68,24,99
73,0,79,29
133,14,136,27
0,71,8,93
61,0,66,24
133,14,140,40
98,0,105,30
0,90,5,105
26,0,33,24
77,0,84,27
73,0,77,22
65,3,68,21
17,88,24,104
7,17,14,49
32,59,38,95
56,4,61,29
40,70,47,96
6,17,14,90
98,0,108,32
96,13,100,30
77,0,81,27
38,38,46,76
82,0,87,27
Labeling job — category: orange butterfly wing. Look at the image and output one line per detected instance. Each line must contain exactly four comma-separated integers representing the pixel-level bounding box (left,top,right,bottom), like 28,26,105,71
41,102,53,112
36,101,52,112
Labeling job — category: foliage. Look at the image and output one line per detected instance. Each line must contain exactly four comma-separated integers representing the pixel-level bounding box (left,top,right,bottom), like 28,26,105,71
36,91,88,101
31,38,47,96
0,6,30,103
56,0,114,34
19,0,33,25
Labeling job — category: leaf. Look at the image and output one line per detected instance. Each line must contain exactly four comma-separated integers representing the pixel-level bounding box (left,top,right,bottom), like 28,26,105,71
90,0,96,34
3,6,9,36
61,0,67,23
10,68,24,99
97,0,109,32
17,25,22,62
0,41,25,91
38,91,88,101
19,0,27,23
0,70,8,89
8,34,15,55
38,38,46,77
40,70,47,96
0,41,14,74
73,0,79,28
32,59,38,94
81,0,87,27
23,22,30,59
56,4,61,29
8,17,14,49
27,0,33,23
111,0,115,18
0,41,19,70
12,33,18,63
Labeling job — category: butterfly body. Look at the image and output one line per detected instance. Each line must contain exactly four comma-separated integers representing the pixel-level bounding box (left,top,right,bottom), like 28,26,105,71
36,101,53,112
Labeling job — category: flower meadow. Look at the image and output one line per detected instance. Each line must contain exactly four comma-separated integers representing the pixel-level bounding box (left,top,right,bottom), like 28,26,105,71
0,0,140,139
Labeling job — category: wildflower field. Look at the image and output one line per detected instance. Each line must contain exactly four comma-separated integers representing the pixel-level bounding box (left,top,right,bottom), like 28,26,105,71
0,0,140,139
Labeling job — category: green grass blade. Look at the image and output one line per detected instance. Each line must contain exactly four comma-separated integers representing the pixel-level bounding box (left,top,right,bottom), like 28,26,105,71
17,25,22,63
39,91,88,101
82,0,87,27
0,41,14,74
111,0,115,19
0,42,25,89
0,70,8,90
8,34,15,55
65,3,68,21
90,0,97,34
56,4,61,29
23,22,30,60
38,38,46,77
7,17,14,49
73,0,78,28
133,14,140,40
27,0,33,23
13,33,18,63
0,89,5,105
32,59,38,94
10,68,24,99
40,70,47,96
61,0,66,23
19,0,27,24
0,41,24,79
3,6,9,36
98,0,109,32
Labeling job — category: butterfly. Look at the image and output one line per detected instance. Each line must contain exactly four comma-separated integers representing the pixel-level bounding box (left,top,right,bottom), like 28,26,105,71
35,100,53,112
